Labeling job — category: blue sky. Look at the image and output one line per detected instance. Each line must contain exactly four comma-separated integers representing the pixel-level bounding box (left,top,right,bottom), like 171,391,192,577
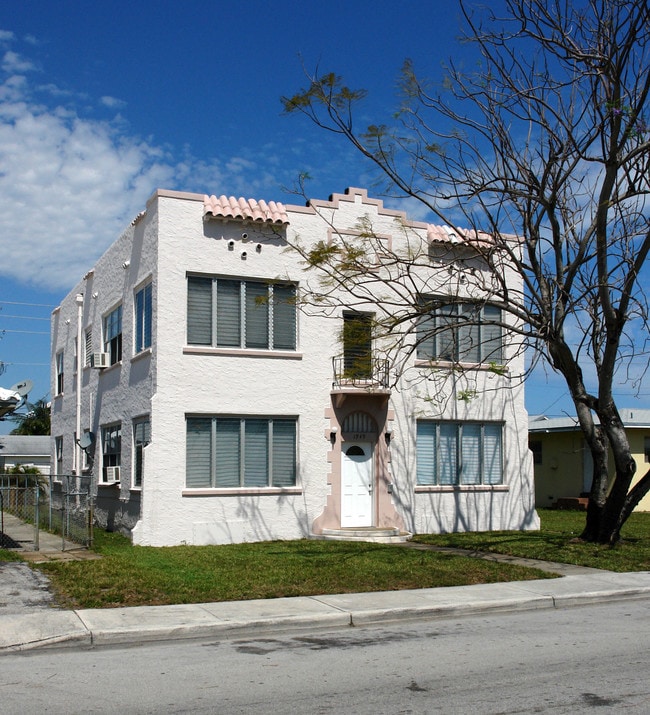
0,1,646,432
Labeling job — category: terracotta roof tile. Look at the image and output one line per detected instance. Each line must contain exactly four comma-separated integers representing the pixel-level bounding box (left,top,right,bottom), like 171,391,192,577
203,194,289,225
427,224,494,248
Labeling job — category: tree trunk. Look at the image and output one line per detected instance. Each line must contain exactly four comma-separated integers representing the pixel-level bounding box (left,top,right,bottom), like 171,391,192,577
580,408,637,544
581,437,610,543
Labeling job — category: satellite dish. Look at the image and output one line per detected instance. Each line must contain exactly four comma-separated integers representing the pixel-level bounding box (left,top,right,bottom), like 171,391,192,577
79,432,95,450
9,380,33,398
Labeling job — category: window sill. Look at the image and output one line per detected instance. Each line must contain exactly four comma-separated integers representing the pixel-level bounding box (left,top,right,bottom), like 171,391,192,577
183,347,302,360
131,348,152,363
97,360,122,374
182,487,302,497
98,481,120,487
415,485,509,493
414,359,508,373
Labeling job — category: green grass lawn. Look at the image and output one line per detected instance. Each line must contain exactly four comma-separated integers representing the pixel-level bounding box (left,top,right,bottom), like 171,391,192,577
3,509,649,610
32,531,553,609
412,509,650,572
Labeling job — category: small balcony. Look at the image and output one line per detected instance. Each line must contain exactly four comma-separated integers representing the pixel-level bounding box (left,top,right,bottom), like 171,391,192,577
331,355,391,406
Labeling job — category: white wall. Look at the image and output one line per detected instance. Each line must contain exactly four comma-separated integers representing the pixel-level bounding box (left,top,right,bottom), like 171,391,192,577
52,187,538,546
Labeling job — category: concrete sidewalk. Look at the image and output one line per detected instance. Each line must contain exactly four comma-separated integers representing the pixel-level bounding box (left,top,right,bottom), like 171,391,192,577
2,570,650,654
0,511,98,560
2,511,650,654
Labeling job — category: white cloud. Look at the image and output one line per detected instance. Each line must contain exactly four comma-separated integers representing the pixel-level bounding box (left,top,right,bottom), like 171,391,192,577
0,36,380,294
2,50,35,73
100,95,126,110
0,70,176,291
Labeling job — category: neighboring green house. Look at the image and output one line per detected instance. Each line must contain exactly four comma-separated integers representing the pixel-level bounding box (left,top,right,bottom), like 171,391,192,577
529,409,650,511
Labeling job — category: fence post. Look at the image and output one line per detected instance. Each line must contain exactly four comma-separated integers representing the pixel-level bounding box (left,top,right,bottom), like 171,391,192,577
62,475,68,551
34,479,39,551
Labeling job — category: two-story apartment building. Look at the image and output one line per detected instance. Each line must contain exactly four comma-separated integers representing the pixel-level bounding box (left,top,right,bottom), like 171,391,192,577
50,187,539,546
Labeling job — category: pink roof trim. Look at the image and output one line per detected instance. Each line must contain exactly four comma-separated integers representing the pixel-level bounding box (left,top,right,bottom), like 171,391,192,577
203,194,289,225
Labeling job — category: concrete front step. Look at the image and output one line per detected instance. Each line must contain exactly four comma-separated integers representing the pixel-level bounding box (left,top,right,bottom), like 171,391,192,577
314,527,412,544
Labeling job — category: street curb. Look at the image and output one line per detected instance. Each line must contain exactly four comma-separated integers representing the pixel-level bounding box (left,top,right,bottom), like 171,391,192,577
2,575,650,653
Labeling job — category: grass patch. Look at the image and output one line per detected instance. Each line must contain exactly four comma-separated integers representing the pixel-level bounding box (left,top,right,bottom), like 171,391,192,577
412,509,650,572
36,531,552,609
28,510,650,609
0,547,23,562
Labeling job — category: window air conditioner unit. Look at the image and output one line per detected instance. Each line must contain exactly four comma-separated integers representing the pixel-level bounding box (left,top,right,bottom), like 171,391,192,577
105,466,120,482
91,352,110,369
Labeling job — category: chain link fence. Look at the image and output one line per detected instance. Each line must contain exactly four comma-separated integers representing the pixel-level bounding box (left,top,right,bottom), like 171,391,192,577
0,473,93,550
49,475,93,548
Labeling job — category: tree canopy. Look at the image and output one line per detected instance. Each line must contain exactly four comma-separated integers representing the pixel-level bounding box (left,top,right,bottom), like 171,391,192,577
283,0,650,543
9,397,51,436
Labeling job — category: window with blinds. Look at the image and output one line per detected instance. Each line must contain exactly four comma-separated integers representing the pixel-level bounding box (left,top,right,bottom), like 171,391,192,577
103,305,123,365
135,282,152,353
186,416,297,489
416,300,502,364
187,276,296,351
416,421,503,486
133,418,151,488
55,351,64,395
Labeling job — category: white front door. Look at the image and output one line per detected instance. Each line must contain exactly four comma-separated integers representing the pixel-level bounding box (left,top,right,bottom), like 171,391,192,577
341,442,373,527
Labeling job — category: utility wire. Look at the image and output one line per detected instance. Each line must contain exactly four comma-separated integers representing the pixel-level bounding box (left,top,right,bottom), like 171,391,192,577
0,315,50,321
0,300,57,308
1,329,50,335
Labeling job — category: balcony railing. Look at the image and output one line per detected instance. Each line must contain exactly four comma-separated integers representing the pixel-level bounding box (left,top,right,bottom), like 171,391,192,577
332,354,390,390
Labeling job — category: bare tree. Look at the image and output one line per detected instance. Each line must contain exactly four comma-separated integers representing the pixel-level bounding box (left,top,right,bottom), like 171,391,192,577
283,0,650,544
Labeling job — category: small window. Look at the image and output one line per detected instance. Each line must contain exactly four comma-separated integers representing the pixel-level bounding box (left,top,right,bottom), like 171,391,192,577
529,440,542,465
55,436,63,479
644,436,650,463
133,418,151,488
101,424,121,483
342,312,373,379
345,445,366,456
80,430,92,471
135,283,152,353
55,351,64,395
103,305,123,365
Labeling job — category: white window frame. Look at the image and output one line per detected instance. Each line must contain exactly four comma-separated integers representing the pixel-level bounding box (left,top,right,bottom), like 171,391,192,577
54,436,63,480
186,416,297,489
132,417,151,488
135,282,152,353
416,420,503,486
103,305,123,366
416,300,502,364
187,276,297,351
55,351,64,395
101,423,121,484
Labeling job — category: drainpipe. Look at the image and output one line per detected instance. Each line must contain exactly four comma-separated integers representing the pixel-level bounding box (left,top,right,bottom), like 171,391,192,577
75,293,84,480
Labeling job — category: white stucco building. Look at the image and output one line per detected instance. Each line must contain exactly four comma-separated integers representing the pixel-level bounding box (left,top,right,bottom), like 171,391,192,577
50,186,539,545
